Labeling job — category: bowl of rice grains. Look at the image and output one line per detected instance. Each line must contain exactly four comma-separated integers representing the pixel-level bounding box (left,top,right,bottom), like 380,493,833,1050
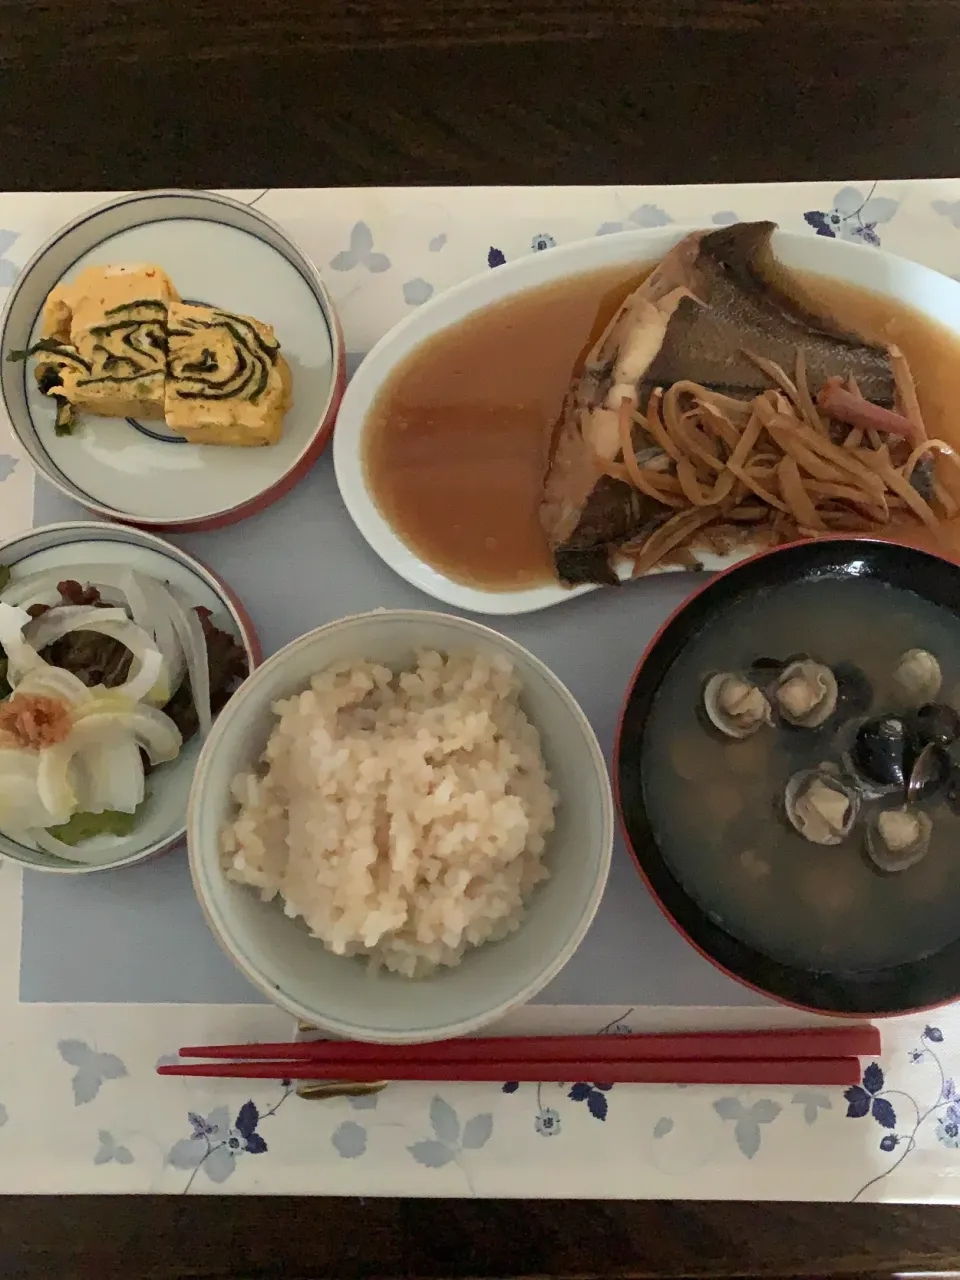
187,608,613,1043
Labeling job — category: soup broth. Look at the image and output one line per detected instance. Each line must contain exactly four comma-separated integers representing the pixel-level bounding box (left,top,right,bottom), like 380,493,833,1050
641,575,960,972
363,260,960,590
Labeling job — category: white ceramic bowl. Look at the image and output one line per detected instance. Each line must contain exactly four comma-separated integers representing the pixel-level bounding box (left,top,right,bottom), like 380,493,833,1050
0,190,345,531
333,226,960,614
0,521,260,873
187,609,614,1043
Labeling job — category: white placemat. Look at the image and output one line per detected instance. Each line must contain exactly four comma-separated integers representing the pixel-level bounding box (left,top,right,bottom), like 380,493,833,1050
2,182,960,1199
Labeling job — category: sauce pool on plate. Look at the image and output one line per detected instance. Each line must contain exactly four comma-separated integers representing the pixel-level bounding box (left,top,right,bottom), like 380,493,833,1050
362,266,649,590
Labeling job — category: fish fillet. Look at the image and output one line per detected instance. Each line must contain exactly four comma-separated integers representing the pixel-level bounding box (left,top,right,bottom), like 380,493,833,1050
541,221,896,586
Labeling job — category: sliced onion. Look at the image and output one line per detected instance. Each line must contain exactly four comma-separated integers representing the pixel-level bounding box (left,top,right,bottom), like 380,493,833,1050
122,569,186,695
75,738,145,815
15,664,93,707
69,702,183,764
28,827,134,866
165,585,212,736
23,605,131,650
0,749,56,828
0,602,44,683
0,565,129,611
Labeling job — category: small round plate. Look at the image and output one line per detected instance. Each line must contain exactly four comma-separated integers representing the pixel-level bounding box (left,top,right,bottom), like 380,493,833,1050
0,521,261,873
0,191,345,530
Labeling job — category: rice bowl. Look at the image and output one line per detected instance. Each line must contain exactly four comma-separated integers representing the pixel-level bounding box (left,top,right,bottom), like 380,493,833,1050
188,609,613,1043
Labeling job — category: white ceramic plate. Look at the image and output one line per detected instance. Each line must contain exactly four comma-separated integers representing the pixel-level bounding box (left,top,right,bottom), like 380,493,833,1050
0,191,345,530
334,226,960,615
0,522,261,873
188,610,614,1043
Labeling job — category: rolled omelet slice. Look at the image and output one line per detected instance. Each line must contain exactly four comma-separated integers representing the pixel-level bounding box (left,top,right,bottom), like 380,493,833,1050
164,302,291,446
36,263,180,424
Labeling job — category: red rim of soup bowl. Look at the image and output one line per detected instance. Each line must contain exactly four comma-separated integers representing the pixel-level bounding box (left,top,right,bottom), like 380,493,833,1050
613,534,960,1019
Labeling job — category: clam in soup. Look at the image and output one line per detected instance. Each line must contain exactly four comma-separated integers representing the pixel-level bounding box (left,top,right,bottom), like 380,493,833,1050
641,575,960,972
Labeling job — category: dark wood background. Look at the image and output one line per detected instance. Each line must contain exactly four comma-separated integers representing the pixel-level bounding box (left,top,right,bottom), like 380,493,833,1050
1,0,959,189
3,1,960,1275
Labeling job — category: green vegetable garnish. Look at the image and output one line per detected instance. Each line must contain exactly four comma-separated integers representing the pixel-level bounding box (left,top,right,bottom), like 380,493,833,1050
47,805,144,846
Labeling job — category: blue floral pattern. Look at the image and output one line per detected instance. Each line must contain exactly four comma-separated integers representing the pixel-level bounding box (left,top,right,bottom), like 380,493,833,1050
167,1085,293,1192
330,221,391,273
849,1026,955,1200
803,184,899,246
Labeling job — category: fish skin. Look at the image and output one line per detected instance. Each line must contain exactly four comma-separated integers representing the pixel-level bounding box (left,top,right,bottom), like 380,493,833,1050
541,221,896,587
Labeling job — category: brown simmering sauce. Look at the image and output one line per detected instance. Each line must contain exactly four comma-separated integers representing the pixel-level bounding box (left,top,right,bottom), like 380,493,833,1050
363,266,649,590
363,263,960,589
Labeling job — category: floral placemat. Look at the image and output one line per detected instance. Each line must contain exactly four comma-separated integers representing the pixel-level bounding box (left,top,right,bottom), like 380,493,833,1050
2,181,960,1199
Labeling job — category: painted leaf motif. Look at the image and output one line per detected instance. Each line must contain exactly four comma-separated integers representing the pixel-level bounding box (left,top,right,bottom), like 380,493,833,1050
244,1133,268,1155
0,262,18,287
429,233,447,252
332,1121,367,1159
713,1097,744,1121
749,1100,782,1125
461,1113,493,1150
234,1100,259,1139
0,455,18,482
871,1097,897,1129
653,1117,674,1139
861,196,898,225
925,1026,944,1043
734,1118,764,1159
628,204,672,228
587,1090,609,1122
350,221,374,254
403,278,434,306
203,1146,237,1184
58,1040,127,1105
366,252,392,273
863,1063,884,1094
932,199,960,227
502,1081,520,1093
430,1096,460,1146
568,1082,593,1102
833,186,865,216
880,1134,899,1152
803,210,835,237
844,1085,871,1118
488,247,506,268
348,1091,381,1111
408,1140,456,1168
167,1137,206,1170
596,221,623,236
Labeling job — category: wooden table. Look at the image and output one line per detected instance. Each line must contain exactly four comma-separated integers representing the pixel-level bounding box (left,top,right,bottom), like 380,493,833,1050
2,2,960,1275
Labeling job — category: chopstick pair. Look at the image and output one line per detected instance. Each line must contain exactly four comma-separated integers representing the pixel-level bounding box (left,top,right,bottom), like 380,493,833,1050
156,1025,880,1087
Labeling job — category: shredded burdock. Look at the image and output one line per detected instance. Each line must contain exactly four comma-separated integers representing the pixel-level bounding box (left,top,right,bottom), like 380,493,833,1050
598,348,960,577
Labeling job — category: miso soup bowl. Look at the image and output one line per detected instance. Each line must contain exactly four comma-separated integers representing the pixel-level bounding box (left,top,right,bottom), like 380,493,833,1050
187,609,614,1044
615,536,960,1017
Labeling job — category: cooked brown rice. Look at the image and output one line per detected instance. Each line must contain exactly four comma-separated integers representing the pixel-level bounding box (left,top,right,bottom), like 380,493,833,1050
220,649,556,976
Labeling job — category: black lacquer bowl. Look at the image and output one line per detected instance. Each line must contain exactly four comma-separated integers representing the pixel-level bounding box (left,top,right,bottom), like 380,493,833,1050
615,536,960,1016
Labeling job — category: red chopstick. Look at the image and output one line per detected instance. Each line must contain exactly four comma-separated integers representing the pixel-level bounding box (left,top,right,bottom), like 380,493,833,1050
157,1057,862,1085
177,1025,880,1064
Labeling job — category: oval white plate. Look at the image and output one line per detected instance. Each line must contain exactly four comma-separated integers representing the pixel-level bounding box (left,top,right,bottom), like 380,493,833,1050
0,522,261,873
334,226,960,615
1,191,345,531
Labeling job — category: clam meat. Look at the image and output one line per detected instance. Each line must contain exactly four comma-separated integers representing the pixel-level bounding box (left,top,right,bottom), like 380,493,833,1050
774,659,838,728
784,766,859,845
892,648,941,704
865,806,932,873
702,672,771,739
